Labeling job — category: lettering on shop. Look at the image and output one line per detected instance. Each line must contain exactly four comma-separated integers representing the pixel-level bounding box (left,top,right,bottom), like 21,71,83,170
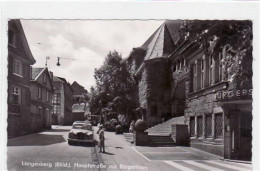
216,89,252,101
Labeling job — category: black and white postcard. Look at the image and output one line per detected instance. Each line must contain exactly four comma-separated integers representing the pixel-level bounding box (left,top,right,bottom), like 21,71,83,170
1,1,260,171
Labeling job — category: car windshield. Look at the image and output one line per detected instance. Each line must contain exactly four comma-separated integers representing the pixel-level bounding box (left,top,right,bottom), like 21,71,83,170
72,123,92,130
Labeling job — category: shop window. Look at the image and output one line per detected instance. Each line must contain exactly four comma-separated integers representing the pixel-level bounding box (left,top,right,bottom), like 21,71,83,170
190,117,195,137
197,116,203,137
205,115,212,138
215,113,223,139
13,59,23,77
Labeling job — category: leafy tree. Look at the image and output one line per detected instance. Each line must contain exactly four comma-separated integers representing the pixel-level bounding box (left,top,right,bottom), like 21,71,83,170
90,51,136,124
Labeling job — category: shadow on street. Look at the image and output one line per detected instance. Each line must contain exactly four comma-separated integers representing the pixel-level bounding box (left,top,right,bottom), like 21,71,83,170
44,129,70,132
7,134,66,146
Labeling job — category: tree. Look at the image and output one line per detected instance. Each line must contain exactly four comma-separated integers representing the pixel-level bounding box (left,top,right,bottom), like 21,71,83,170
180,20,252,89
90,51,136,124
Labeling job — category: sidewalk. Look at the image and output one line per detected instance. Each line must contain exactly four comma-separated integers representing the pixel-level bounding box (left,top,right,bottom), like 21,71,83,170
93,127,172,171
93,127,253,171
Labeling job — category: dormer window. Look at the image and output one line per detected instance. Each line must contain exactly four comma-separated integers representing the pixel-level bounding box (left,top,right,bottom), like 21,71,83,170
8,30,16,47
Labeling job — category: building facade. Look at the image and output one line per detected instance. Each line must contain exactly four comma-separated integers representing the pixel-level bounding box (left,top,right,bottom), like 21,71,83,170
52,76,74,125
30,67,54,131
7,20,36,138
126,20,252,160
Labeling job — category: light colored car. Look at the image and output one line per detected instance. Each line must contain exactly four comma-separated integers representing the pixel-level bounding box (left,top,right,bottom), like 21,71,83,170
68,122,94,145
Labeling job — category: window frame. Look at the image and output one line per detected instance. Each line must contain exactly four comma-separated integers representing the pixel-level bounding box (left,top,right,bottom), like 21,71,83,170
46,91,49,102
205,114,212,138
12,86,20,105
190,116,195,137
13,59,23,77
38,87,42,99
197,116,203,138
215,113,223,139
8,30,16,47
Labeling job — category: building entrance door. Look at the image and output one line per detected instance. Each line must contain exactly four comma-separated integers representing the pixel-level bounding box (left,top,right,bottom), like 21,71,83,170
228,111,252,161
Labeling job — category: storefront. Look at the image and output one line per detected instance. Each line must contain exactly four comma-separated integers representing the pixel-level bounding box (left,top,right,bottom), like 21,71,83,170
217,89,252,161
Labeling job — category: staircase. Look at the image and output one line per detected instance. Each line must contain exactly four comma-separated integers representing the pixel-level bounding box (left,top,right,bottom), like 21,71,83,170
145,116,185,136
145,116,185,146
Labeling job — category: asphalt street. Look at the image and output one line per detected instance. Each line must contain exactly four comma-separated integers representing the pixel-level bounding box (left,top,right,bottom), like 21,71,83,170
7,125,99,171
7,125,253,171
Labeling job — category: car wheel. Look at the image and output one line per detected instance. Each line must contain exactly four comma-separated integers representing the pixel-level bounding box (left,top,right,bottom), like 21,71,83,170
68,141,73,145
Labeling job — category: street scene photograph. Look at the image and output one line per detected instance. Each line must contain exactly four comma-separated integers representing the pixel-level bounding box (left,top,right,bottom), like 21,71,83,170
6,19,253,171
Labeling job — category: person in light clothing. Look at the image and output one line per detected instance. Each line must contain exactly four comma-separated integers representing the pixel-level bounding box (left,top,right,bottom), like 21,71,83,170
99,126,105,153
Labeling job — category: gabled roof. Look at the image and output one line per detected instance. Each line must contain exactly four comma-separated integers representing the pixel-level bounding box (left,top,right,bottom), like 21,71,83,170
72,103,86,113
31,67,54,89
11,20,36,64
136,20,183,61
71,81,88,95
31,68,45,80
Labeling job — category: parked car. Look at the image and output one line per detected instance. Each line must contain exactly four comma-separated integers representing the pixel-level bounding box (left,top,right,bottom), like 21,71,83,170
68,122,94,145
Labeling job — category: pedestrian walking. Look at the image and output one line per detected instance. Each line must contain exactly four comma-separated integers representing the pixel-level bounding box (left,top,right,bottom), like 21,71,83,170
99,126,105,153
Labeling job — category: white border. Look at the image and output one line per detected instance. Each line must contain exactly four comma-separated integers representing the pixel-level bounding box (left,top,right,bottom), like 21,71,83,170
1,1,260,171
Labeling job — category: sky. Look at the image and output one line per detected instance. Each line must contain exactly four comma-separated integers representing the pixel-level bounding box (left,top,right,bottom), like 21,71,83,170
21,20,164,91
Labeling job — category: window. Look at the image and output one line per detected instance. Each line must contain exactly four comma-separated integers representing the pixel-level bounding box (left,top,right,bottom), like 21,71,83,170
193,64,197,91
53,105,60,114
12,86,20,104
13,59,23,77
38,87,42,99
37,106,42,115
53,94,60,104
43,73,46,83
197,116,203,137
201,59,205,88
205,115,212,138
46,91,49,102
190,117,195,137
209,55,214,85
215,113,223,139
8,30,16,46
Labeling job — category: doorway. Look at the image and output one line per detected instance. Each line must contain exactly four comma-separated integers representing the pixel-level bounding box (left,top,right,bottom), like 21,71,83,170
228,111,252,161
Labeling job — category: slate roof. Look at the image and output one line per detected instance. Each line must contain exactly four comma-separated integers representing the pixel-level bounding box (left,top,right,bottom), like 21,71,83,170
141,20,183,61
71,81,88,95
72,103,86,113
31,68,45,80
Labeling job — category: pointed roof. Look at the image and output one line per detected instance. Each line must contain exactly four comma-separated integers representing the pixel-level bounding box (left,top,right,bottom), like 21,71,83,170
10,20,36,64
31,68,45,80
31,67,54,89
138,20,182,61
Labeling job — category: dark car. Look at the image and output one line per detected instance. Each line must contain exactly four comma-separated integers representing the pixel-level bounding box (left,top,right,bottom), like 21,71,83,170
68,122,94,145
